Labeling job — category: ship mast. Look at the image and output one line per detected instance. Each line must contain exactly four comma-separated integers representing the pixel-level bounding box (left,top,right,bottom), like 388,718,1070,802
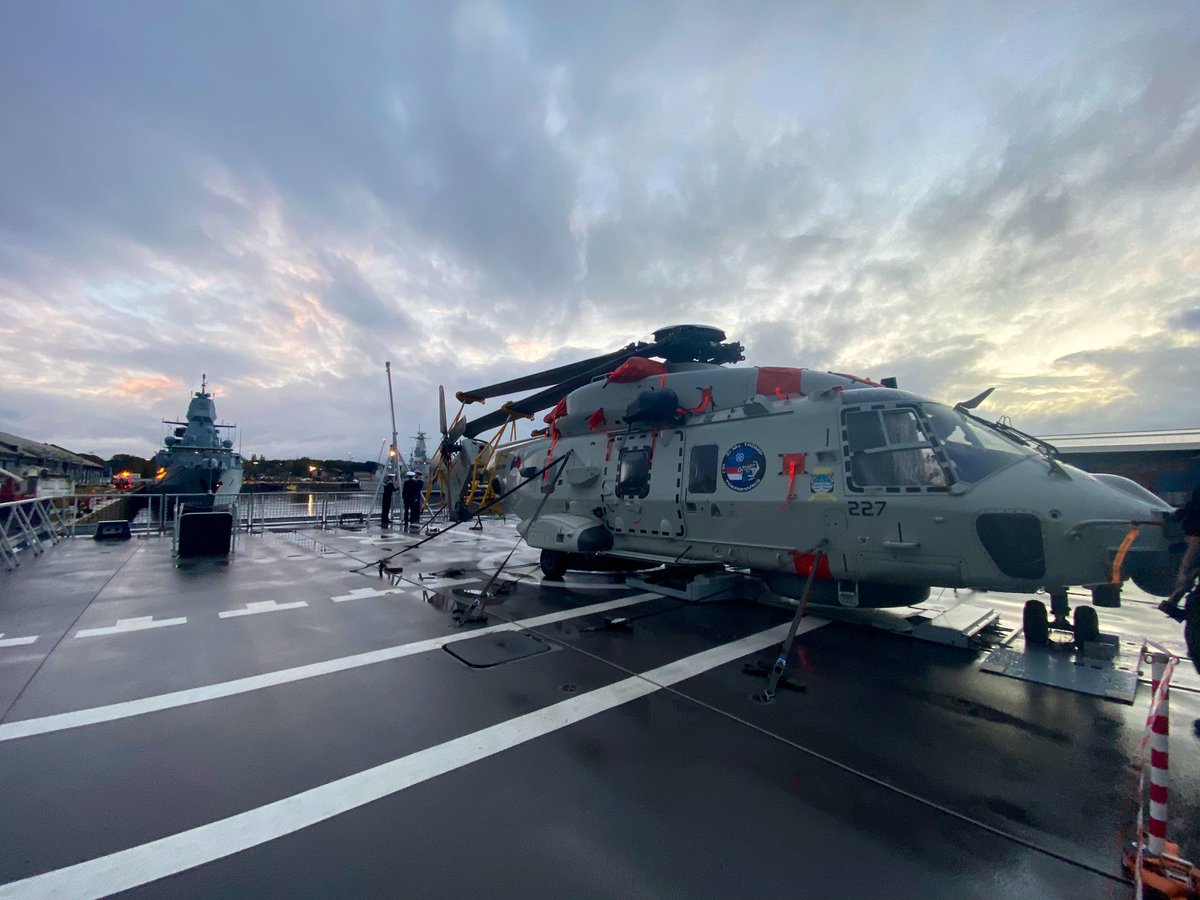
385,361,399,478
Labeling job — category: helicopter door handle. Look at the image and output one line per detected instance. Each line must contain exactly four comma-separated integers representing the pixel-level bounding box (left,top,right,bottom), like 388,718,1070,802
881,540,921,550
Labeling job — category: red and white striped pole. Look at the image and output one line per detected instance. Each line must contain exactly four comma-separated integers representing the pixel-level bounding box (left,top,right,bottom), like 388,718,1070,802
1147,651,1171,857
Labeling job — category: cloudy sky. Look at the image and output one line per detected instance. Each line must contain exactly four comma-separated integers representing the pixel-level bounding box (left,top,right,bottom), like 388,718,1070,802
1,1,1197,461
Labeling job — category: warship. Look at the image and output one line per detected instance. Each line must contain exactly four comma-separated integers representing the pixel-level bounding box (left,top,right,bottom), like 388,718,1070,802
147,375,243,507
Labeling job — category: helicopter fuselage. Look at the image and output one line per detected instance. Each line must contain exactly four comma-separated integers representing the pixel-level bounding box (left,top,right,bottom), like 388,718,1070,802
487,363,1178,608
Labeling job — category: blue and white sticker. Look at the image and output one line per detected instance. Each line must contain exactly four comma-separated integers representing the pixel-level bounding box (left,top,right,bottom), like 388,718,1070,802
721,442,766,492
809,467,835,494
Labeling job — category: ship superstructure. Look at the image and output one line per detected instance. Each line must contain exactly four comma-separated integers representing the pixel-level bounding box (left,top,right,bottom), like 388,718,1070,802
150,375,243,506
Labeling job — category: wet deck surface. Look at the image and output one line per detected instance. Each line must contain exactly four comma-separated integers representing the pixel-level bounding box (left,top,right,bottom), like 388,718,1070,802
1,520,1197,898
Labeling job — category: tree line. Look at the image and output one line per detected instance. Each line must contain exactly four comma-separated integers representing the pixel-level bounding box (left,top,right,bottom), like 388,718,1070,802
107,454,380,481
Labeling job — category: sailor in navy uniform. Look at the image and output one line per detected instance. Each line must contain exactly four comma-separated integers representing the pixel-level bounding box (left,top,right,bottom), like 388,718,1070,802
381,476,396,528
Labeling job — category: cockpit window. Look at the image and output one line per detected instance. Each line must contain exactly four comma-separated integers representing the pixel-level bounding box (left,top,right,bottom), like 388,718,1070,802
846,411,886,451
844,408,948,491
921,404,1033,484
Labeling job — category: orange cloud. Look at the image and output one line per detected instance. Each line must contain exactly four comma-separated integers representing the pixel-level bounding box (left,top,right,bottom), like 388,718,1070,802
111,374,183,399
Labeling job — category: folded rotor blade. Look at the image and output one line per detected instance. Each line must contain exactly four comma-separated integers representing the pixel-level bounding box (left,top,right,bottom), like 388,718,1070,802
461,343,665,439
438,385,448,436
455,343,651,404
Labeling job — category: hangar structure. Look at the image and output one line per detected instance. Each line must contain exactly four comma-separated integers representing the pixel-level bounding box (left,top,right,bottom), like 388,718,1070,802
1040,428,1200,504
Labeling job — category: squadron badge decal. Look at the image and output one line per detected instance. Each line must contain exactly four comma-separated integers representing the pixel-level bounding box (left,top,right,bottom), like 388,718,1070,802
809,467,835,494
721,442,766,492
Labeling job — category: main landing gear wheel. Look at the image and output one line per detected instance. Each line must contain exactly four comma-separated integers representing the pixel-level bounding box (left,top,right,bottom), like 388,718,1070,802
540,549,568,581
1073,605,1100,651
1023,600,1049,646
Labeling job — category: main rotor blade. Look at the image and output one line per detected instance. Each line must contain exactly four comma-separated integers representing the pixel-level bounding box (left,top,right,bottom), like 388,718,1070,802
438,385,448,436
461,344,664,439
455,343,650,404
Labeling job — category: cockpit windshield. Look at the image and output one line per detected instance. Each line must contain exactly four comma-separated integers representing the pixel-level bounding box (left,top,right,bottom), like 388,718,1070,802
920,403,1034,484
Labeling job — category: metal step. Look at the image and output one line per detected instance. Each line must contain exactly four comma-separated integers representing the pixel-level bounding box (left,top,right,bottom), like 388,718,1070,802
627,567,762,603
909,603,1000,649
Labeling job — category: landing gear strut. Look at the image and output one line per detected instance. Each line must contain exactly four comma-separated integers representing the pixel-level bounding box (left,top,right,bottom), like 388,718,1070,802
1049,590,1070,629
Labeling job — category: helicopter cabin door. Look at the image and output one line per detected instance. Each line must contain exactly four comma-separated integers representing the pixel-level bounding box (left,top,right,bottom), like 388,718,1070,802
603,430,686,539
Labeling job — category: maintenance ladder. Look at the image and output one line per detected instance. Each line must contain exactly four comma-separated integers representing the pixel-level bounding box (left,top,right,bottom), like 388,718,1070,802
0,497,69,571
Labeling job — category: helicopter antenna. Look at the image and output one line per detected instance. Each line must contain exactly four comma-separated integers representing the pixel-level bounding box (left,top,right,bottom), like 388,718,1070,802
955,387,994,411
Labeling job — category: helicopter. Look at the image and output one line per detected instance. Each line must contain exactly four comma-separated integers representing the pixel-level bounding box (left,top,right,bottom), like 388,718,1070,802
434,324,1183,645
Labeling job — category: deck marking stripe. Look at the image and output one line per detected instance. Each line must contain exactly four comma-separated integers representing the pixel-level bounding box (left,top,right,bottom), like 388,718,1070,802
0,618,824,899
330,587,404,603
0,593,661,742
74,616,188,638
0,635,38,648
218,601,309,619
402,576,480,590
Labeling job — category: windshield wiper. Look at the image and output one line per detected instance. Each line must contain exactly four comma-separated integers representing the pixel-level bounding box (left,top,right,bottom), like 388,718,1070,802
962,412,1068,476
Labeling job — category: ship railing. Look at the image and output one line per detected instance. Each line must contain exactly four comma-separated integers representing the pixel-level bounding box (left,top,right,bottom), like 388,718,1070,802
2,490,459,563
237,491,379,533
0,496,70,571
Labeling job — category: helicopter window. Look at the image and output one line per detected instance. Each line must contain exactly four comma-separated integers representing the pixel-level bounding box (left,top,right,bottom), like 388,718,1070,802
846,411,886,450
922,403,1033,484
688,444,718,494
616,448,651,499
845,408,948,490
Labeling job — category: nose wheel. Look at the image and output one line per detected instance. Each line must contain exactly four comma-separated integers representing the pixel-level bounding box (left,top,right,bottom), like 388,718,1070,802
1022,591,1103,651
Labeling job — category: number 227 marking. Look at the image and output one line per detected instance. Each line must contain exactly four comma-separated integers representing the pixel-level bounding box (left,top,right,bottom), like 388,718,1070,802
847,500,887,517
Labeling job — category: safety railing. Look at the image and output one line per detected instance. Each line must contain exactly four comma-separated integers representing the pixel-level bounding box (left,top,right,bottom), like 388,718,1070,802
0,489,466,569
0,496,70,571
238,491,380,532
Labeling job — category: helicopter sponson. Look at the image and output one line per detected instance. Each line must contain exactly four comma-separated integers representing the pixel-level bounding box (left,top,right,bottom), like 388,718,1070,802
485,356,1179,609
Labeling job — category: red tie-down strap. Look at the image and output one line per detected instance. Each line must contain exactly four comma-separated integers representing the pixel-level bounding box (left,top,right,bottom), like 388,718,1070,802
543,422,560,482
780,452,806,507
677,386,714,416
543,396,568,424
829,371,880,387
790,550,833,579
587,408,606,432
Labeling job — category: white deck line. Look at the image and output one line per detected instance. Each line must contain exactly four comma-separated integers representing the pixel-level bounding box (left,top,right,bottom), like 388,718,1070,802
330,587,405,603
403,576,480,590
0,593,662,743
0,617,827,899
218,600,309,619
0,634,38,648
74,616,188,638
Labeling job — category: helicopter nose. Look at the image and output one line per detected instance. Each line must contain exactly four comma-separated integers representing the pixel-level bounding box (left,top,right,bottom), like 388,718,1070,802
1121,513,1185,597
1076,474,1180,596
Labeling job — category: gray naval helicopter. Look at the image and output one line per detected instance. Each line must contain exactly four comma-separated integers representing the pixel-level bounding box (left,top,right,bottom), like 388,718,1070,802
436,325,1182,645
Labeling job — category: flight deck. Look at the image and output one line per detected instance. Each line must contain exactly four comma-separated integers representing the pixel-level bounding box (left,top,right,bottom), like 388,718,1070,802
0,520,1197,898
